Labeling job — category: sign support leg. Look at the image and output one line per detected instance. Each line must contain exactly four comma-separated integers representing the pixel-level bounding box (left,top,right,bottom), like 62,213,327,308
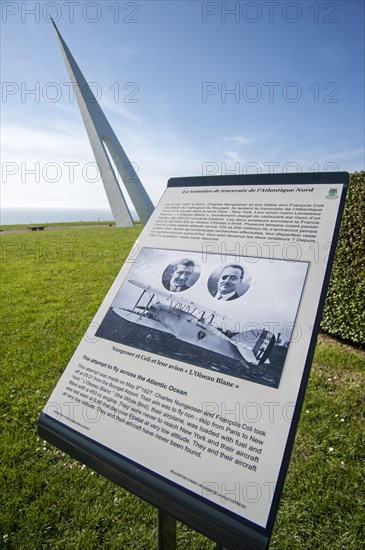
158,510,176,549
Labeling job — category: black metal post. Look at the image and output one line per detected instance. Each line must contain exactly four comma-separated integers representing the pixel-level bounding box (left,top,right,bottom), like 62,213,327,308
158,510,177,550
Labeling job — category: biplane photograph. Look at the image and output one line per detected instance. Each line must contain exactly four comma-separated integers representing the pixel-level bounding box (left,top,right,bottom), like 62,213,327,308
96,248,309,388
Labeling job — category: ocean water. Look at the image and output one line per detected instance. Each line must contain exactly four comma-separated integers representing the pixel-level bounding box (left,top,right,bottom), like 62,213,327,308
1,207,115,225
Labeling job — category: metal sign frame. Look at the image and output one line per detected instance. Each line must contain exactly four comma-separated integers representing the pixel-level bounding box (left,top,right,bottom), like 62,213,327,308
39,171,348,549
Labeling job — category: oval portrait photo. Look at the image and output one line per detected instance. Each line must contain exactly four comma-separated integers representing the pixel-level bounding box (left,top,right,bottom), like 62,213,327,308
208,263,252,301
162,258,201,292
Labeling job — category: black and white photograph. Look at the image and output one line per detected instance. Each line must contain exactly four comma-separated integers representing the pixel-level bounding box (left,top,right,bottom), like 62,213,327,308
162,258,200,292
208,264,252,301
96,247,309,388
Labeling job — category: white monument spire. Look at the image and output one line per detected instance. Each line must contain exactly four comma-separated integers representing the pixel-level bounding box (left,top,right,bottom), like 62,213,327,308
51,20,154,226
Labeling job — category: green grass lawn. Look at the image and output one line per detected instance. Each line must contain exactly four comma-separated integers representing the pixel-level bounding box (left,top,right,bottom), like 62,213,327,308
0,220,117,231
1,226,364,549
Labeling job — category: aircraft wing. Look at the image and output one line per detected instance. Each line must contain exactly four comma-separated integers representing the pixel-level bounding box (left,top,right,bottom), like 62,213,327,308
128,279,226,319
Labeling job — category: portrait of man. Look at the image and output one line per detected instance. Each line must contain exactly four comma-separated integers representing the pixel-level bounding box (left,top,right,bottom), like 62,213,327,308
162,258,197,292
211,264,244,301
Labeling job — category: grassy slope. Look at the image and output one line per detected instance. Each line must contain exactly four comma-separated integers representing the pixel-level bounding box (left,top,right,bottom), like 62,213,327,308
1,227,364,549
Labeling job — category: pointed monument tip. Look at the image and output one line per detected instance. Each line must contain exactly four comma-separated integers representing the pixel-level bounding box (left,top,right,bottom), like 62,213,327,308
50,16,58,29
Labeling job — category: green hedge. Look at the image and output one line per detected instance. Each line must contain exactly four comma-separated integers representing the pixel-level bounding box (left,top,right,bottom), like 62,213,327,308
321,171,365,344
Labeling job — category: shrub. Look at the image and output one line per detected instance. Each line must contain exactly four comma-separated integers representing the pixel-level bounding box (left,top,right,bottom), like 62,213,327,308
321,171,365,344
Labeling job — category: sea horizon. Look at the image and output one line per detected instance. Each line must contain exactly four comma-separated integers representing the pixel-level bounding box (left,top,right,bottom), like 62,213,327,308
0,207,133,226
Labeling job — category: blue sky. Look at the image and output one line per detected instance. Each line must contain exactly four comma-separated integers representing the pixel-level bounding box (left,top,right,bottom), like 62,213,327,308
1,0,364,213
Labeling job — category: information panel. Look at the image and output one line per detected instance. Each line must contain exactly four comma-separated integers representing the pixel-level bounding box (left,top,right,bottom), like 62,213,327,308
38,172,348,549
